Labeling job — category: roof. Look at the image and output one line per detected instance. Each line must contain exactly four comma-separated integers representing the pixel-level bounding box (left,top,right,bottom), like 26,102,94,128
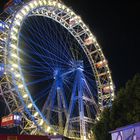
109,122,140,133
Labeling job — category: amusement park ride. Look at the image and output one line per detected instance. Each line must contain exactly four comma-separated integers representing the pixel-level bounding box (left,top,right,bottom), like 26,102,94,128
0,0,115,139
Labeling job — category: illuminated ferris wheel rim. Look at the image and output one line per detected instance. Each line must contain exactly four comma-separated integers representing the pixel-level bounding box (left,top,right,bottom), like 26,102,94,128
4,0,114,137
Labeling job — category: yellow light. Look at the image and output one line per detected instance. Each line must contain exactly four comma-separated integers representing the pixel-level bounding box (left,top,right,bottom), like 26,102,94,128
11,68,14,71
101,53,104,57
110,82,113,85
21,9,26,15
83,136,86,140
14,20,21,26
92,37,96,43
15,73,20,78
39,0,43,6
70,11,74,15
76,16,81,22
79,19,82,23
110,85,114,91
8,19,12,23
34,1,38,6
27,103,32,108
11,44,17,49
12,64,18,68
16,14,23,20
95,42,99,46
42,0,47,5
11,35,17,41
11,31,16,36
76,16,81,20
54,132,56,135
34,112,38,117
29,2,34,9
39,119,44,125
48,1,52,5
66,8,70,12
88,133,91,138
96,116,100,121
52,11,55,15
47,126,51,132
11,53,18,58
18,84,23,88
25,5,30,12
57,3,62,8
83,24,86,27
111,93,114,97
3,37,7,41
62,5,65,9
109,75,111,79
12,27,18,33
23,94,28,98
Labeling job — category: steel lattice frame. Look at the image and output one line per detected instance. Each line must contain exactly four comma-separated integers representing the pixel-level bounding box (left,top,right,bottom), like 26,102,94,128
0,0,115,140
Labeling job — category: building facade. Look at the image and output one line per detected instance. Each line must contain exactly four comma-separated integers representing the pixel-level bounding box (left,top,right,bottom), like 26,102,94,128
110,122,140,140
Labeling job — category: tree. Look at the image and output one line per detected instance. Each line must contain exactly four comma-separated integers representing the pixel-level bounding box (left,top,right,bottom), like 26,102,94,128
93,108,111,140
93,73,140,140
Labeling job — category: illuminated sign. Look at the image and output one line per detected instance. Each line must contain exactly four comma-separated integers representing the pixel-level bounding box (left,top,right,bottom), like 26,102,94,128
1,114,21,127
1,114,14,127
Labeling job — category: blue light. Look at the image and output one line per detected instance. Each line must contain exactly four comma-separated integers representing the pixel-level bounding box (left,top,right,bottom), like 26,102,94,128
14,0,22,4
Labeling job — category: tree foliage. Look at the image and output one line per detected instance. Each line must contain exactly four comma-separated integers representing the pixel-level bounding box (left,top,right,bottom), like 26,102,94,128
93,74,140,140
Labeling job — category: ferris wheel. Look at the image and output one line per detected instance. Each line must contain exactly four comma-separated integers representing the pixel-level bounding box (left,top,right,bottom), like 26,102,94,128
0,0,115,139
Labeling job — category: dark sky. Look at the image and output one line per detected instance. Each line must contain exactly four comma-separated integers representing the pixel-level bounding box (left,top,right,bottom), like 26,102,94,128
0,0,140,90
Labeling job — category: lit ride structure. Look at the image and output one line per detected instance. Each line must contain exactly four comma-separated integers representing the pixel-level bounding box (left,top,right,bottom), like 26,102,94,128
0,0,115,139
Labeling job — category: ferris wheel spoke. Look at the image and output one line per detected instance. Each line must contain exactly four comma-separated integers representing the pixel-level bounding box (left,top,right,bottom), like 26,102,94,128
22,69,50,75
63,80,73,100
21,65,50,71
26,38,71,68
26,76,53,86
22,22,57,65
84,70,95,77
42,82,56,117
20,34,47,60
84,73,95,82
34,84,52,103
50,20,73,61
42,81,55,111
21,63,53,71
19,44,54,71
21,66,52,74
21,54,50,70
23,17,77,67
82,78,98,112
70,46,82,61
43,18,71,60
21,36,49,62
84,75,97,94
29,17,71,63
